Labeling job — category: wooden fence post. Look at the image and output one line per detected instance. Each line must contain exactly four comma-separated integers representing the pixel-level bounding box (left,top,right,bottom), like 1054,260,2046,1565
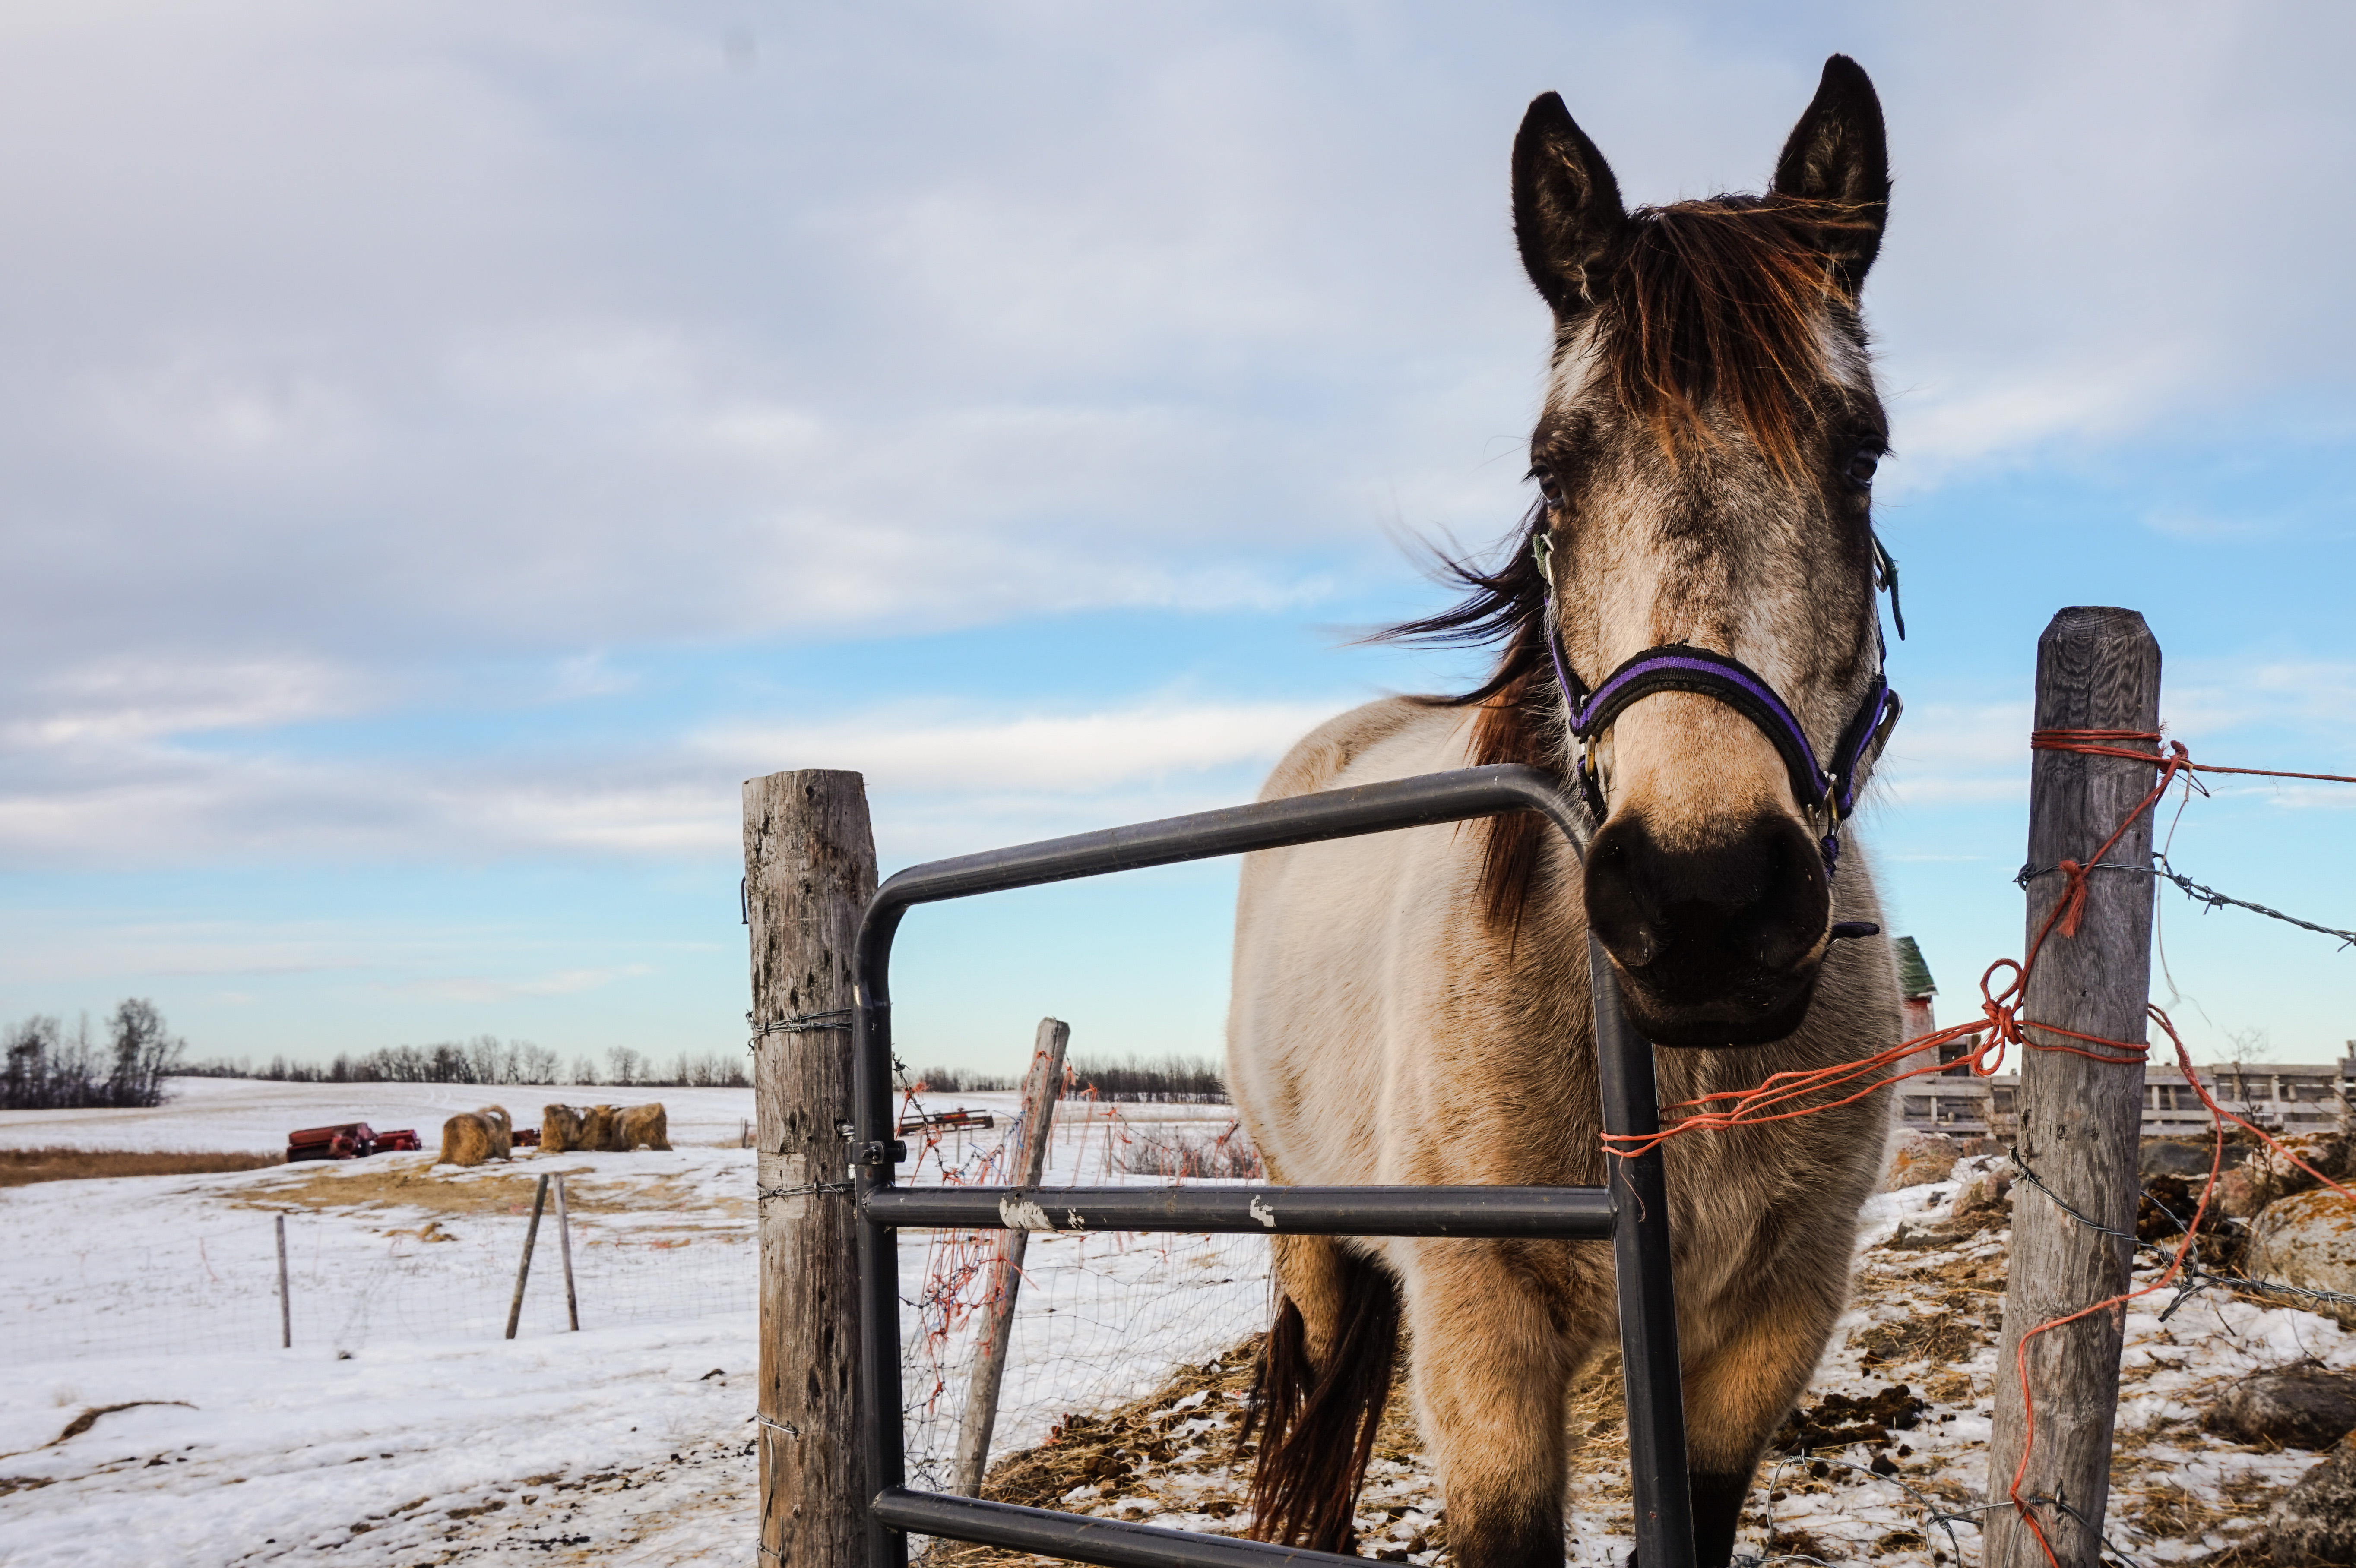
1987,607,2162,1567
276,1214,291,1350
553,1174,580,1332
506,1173,550,1340
747,770,877,1568
951,1017,1072,1496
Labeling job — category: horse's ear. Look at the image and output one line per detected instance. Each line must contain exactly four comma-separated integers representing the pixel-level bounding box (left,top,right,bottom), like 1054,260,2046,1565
1513,92,1628,319
1770,54,1890,293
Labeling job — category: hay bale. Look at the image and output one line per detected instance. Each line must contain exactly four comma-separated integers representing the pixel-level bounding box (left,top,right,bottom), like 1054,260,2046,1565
541,1104,586,1154
437,1107,513,1168
481,1104,513,1160
611,1102,670,1152
580,1104,618,1151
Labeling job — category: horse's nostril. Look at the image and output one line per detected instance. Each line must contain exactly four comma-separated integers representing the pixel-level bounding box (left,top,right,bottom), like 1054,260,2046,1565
1729,825,1826,972
1582,818,1669,971
1583,812,1830,999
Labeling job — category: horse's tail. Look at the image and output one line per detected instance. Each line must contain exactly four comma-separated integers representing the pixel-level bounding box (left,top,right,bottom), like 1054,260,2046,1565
1242,1249,1400,1554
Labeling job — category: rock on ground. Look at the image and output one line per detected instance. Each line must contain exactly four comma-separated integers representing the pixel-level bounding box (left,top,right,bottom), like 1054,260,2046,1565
2203,1367,2356,1450
1882,1132,1959,1192
2268,1434,2356,1567
1950,1164,2012,1225
2248,1189,2356,1329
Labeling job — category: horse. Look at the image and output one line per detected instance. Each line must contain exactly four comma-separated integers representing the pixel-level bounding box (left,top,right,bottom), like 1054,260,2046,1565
1227,57,1906,1568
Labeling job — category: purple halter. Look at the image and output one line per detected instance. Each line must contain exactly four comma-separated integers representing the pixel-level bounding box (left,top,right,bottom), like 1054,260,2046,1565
1533,534,1902,878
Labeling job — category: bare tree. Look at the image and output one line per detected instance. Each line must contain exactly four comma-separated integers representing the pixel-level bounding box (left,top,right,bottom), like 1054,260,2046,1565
515,1041,562,1084
3,1001,181,1110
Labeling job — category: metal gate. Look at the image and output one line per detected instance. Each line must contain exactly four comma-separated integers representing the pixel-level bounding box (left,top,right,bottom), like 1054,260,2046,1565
851,763,1697,1568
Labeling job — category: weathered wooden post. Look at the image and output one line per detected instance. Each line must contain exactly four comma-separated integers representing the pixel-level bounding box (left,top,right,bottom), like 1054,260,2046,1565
1987,607,2162,1568
276,1214,291,1349
951,1017,1072,1496
747,770,877,1568
553,1173,580,1331
506,1173,550,1340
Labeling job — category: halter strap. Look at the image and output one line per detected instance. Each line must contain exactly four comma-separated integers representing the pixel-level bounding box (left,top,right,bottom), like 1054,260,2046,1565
1533,532,1902,875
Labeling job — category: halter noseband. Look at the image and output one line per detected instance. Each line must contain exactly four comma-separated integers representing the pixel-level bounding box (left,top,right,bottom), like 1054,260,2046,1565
1533,532,1902,878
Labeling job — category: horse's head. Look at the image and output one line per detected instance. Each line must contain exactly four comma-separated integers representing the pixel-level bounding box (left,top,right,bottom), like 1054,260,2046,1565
1485,57,1900,1046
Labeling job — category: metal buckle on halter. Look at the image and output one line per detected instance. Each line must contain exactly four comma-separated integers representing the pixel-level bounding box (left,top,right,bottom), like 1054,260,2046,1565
1815,775,1845,876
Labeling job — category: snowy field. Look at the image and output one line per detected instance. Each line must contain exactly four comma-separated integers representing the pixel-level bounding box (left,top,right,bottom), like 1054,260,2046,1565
15,1078,2340,1566
0,1080,1267,1567
0,1077,764,1154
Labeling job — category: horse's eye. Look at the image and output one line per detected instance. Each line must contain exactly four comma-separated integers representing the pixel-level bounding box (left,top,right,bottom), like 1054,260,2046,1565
1846,446,1883,489
1531,465,1564,505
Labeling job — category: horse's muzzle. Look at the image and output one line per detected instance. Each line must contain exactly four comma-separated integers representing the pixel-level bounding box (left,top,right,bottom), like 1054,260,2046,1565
1582,808,1831,1046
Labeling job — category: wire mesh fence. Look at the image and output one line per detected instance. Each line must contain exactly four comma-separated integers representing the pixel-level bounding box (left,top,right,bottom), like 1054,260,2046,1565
890,1084,1274,1495
4,1204,754,1364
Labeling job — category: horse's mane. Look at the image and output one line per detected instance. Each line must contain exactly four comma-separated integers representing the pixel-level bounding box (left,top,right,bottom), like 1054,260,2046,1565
1385,195,1862,929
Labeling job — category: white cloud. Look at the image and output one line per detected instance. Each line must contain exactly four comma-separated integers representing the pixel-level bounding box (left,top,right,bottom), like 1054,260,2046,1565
701,700,1339,796
2,0,2354,895
1867,700,2032,808
0,683,1352,868
8,1,2348,683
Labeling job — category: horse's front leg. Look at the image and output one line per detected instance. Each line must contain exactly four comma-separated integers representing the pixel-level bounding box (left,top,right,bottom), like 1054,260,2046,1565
1676,1264,1850,1566
1404,1239,1599,1568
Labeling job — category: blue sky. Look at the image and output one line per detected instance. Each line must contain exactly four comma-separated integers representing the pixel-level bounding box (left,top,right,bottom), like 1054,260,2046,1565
3,2,2353,1077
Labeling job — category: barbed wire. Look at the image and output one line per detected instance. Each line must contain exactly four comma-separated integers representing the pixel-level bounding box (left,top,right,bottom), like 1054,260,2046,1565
2154,854,2356,950
760,1009,854,1034
2012,1149,2356,1321
2026,1493,2147,1568
1761,1449,1970,1564
2014,855,2356,950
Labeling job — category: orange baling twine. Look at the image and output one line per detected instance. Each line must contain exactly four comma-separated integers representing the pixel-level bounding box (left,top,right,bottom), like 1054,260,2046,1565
1594,728,2356,1565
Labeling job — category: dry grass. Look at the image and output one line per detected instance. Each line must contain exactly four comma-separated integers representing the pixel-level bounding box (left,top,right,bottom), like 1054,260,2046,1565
0,1147,281,1188
927,1338,1266,1568
232,1153,745,1221
1852,1302,1991,1372
2132,1479,2228,1537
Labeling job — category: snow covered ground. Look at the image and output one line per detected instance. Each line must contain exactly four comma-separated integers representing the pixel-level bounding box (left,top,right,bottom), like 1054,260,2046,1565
13,1081,2337,1567
0,1084,1264,1567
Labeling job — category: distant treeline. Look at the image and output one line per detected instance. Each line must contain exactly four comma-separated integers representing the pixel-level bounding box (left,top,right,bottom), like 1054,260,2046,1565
1072,1054,1227,1103
183,1038,748,1089
3,1001,185,1111
909,1053,1229,1103
907,1065,1016,1093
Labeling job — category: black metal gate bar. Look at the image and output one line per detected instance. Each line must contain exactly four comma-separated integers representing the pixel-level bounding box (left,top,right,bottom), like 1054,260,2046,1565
872,1487,1368,1568
1590,933,1694,1564
850,763,1697,1568
863,1183,1614,1237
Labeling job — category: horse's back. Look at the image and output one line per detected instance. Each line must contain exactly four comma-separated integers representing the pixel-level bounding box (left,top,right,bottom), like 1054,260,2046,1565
1251,696,1441,803
1229,699,1489,1185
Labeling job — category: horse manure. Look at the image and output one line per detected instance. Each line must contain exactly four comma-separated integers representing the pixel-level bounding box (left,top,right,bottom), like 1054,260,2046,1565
1773,1384,1930,1454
